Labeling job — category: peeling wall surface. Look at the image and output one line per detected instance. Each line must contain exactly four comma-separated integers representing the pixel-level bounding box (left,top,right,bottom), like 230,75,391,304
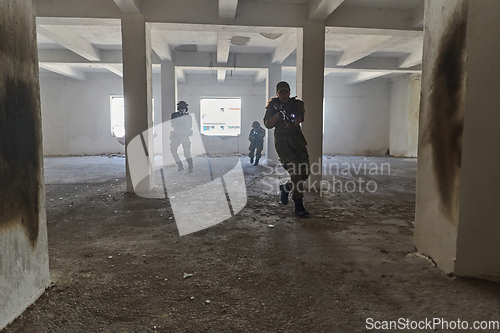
414,0,469,273
455,0,500,278
0,0,50,329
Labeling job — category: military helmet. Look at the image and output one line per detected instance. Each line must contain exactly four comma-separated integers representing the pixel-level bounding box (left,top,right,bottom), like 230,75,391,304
177,101,188,111
252,121,260,128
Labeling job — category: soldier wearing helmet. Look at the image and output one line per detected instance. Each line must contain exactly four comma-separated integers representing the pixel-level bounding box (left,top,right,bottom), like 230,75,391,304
248,121,265,166
263,81,310,218
170,101,193,173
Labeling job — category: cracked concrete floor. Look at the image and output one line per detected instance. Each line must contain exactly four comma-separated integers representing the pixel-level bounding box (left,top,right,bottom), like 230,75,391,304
2,155,500,332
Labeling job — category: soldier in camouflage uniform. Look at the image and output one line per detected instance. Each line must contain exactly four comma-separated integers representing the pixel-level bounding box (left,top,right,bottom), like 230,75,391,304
170,101,193,173
248,121,265,166
263,81,309,217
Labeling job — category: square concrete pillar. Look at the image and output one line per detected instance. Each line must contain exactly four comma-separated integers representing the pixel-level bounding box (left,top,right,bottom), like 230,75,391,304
415,0,500,280
161,60,176,164
0,0,50,329
266,64,281,166
296,20,325,189
389,74,421,157
121,14,154,193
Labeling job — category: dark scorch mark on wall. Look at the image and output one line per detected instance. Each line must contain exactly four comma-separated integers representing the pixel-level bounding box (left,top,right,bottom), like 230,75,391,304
0,0,42,247
429,2,469,221
0,78,41,247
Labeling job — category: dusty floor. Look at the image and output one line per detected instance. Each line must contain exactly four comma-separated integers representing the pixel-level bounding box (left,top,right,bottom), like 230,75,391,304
3,155,500,332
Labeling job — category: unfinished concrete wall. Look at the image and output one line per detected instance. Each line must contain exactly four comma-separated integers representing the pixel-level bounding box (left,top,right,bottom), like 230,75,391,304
320,76,390,156
39,73,125,155
40,73,265,157
414,0,468,273
0,0,50,329
389,74,421,157
177,75,267,155
389,76,409,156
454,0,500,279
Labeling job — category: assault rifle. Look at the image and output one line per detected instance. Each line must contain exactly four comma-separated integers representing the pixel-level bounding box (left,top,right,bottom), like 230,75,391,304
273,103,296,127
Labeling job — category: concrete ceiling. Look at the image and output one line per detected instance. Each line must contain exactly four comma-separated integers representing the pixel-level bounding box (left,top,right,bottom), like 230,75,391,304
343,0,422,10
36,0,424,84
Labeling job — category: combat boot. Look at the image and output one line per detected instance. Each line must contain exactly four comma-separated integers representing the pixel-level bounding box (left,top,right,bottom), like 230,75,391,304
176,161,184,172
187,158,193,173
254,158,259,166
293,198,309,218
279,182,291,205
250,157,254,164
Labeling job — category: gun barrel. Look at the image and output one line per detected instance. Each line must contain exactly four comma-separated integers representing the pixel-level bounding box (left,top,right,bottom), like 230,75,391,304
273,103,296,127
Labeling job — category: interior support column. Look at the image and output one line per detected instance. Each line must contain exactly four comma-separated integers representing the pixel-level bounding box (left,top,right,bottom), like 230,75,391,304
296,20,325,191
161,60,176,165
266,64,281,166
121,14,153,193
415,0,500,279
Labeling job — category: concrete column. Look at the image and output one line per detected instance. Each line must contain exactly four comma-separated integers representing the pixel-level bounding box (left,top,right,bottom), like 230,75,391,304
266,64,281,166
121,14,154,193
406,74,421,157
389,74,421,157
161,60,175,164
454,0,500,278
415,0,500,280
0,0,50,329
296,20,325,189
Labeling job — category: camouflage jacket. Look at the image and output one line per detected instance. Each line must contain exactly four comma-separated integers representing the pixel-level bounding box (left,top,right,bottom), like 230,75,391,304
248,126,265,143
263,97,306,137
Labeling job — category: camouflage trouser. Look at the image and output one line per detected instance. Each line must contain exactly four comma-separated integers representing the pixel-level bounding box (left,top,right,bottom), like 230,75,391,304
248,140,263,160
275,134,309,199
170,136,191,164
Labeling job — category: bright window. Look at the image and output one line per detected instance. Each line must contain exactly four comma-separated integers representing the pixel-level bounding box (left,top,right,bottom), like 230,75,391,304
110,96,154,137
200,98,241,136
110,96,125,137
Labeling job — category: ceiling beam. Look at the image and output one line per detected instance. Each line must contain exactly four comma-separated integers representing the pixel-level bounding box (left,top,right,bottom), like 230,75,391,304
337,35,393,66
36,0,422,33
35,0,121,19
284,65,420,75
103,64,123,77
309,0,345,22
217,33,231,64
113,0,141,14
337,35,412,67
38,49,123,64
37,25,101,61
399,49,423,68
151,30,172,61
219,0,238,19
217,69,226,82
325,26,423,37
410,2,424,29
346,71,389,84
254,69,267,84
39,63,86,80
326,6,423,32
272,33,296,64
176,68,186,82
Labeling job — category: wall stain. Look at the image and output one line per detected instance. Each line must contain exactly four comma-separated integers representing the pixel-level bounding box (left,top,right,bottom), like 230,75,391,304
428,2,469,223
0,78,41,247
0,0,42,247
